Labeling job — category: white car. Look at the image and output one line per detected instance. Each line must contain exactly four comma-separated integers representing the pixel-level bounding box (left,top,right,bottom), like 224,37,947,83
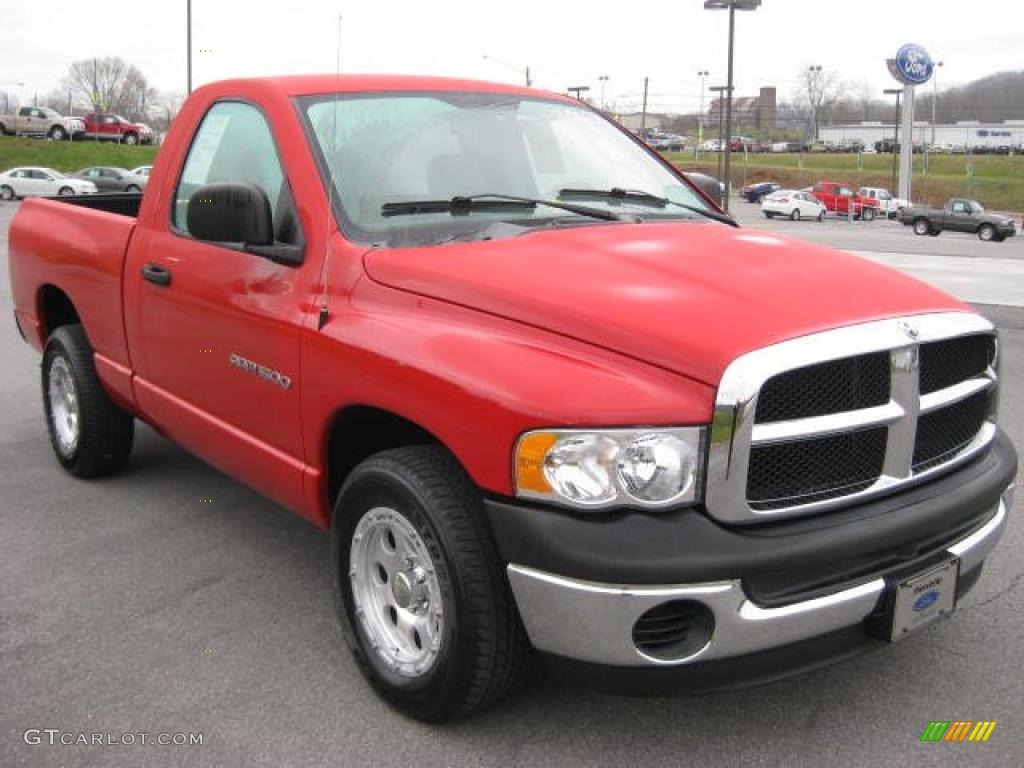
0,166,97,200
761,189,827,221
129,165,153,177
859,187,908,219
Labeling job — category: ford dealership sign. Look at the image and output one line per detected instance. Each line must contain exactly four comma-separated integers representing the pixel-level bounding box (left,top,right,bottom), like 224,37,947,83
891,44,934,86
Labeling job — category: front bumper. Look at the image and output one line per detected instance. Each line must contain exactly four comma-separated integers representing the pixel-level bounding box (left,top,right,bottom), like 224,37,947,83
487,431,1016,686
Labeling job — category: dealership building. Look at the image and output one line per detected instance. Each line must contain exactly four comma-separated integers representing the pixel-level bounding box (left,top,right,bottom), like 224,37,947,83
819,120,1024,148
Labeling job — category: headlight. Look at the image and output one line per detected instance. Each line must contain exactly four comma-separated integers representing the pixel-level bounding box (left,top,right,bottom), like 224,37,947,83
515,427,704,510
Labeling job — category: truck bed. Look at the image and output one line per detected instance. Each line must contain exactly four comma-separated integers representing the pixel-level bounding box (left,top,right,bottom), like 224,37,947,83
58,192,143,218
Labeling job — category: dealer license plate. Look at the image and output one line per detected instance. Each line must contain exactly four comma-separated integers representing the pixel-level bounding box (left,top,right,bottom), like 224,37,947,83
887,558,959,642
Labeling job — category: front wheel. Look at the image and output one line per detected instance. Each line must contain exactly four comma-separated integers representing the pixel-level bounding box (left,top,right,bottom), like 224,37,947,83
913,218,931,236
58,186,74,196
125,184,141,193
0,184,14,201
763,211,774,218
862,207,876,222
122,133,138,145
331,446,528,722
978,224,996,241
49,126,67,141
42,325,134,477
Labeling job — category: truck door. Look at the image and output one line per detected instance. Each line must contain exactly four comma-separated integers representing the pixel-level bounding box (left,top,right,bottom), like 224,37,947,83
125,100,316,512
949,200,973,232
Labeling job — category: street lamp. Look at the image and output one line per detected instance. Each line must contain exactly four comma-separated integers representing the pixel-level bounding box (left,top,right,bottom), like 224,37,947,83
704,0,762,211
1,80,24,114
710,85,729,182
598,75,610,111
568,86,590,101
931,60,944,145
884,88,903,193
187,0,192,94
807,64,823,143
696,70,709,158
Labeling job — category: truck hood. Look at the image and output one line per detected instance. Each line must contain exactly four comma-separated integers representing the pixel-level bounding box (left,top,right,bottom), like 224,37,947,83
363,221,966,385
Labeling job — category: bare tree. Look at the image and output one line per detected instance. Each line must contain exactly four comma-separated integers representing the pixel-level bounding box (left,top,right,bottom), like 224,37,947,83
795,66,845,140
62,57,156,120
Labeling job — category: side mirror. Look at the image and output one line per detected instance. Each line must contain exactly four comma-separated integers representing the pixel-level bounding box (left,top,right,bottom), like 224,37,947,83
187,182,273,245
185,182,303,265
684,172,725,208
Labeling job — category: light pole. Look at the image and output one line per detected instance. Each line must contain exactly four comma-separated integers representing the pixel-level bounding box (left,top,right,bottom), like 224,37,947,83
568,86,590,101
931,60,944,145
598,75,610,111
884,88,903,193
696,70,709,158
187,0,192,94
483,55,532,87
704,0,762,212
807,64,823,142
710,85,729,182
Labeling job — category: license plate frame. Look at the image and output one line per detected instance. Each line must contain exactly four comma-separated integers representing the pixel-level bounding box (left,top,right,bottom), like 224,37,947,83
887,558,959,642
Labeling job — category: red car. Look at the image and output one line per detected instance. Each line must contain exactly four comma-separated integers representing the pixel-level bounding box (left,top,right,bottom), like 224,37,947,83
81,112,154,145
8,75,1016,721
811,180,880,220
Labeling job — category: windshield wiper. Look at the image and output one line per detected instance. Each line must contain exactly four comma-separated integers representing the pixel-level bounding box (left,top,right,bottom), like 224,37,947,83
558,187,738,227
381,193,624,222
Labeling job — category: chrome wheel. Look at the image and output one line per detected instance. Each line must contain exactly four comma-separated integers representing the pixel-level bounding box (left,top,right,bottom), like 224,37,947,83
349,506,443,678
48,356,80,457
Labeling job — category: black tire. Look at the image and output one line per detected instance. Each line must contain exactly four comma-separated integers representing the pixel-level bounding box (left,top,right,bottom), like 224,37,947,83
790,208,800,221
123,132,138,145
49,126,67,141
978,224,996,242
0,184,14,201
913,218,931,236
928,230,941,237
41,324,134,478
763,211,774,218
817,210,826,222
58,186,74,196
125,184,141,193
331,445,529,722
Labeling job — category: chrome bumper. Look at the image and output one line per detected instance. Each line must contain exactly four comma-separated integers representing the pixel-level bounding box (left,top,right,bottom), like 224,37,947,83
507,493,1011,668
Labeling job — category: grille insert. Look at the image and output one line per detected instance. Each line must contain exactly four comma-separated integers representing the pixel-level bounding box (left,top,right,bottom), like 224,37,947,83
747,427,887,510
756,352,890,423
913,390,990,473
919,335,995,395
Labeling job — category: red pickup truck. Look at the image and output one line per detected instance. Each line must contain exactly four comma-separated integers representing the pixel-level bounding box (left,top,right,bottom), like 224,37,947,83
811,181,880,221
8,75,1016,721
81,112,154,145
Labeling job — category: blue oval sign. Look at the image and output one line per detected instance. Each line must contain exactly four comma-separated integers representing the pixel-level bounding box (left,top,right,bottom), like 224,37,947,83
913,590,940,612
895,44,934,85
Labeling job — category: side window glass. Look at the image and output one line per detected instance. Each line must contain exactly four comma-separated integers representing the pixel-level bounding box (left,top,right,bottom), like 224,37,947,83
173,101,298,244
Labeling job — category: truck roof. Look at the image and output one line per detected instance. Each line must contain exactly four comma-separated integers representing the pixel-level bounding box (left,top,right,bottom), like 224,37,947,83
196,74,569,101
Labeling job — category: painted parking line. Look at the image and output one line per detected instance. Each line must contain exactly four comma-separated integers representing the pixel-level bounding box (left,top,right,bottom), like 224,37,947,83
849,250,1024,308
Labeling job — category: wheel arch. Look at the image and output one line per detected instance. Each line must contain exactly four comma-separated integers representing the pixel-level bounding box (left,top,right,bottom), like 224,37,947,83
37,284,81,340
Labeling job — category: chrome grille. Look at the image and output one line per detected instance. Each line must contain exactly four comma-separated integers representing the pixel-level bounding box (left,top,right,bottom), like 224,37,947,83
706,313,997,524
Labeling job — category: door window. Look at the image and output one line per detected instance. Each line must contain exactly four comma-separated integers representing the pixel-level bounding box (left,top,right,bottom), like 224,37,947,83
952,201,967,214
173,101,299,245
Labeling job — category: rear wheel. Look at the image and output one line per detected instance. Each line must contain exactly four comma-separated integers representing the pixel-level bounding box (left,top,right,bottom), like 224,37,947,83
58,186,74,196
42,325,134,477
763,211,774,218
862,207,876,222
0,185,14,201
913,218,931,236
125,184,141,193
817,210,826,222
332,446,529,722
978,224,996,242
790,209,801,221
49,126,67,141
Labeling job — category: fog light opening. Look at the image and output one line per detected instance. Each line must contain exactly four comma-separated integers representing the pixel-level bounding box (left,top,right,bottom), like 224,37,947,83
632,600,715,662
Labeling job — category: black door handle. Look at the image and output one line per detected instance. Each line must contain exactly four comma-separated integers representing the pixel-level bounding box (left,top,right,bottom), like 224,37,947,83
141,262,171,287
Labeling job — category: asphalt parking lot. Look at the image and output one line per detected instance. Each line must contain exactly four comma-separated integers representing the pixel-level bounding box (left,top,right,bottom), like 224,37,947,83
1,199,1022,767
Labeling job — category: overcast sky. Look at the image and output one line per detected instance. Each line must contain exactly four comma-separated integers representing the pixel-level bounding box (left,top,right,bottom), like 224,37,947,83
4,0,1022,113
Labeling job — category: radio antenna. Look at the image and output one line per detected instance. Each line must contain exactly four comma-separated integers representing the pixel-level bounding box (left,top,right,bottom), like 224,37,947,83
317,14,342,331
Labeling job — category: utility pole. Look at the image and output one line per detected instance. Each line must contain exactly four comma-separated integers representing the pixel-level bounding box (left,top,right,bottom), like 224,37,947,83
710,85,728,182
641,77,649,136
884,88,903,194
931,60,944,145
598,75,609,111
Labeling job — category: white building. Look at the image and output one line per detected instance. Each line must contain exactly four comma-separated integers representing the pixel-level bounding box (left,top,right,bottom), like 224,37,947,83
820,120,1024,149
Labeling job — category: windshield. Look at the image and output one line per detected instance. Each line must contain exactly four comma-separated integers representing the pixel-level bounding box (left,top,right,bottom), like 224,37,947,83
301,91,709,246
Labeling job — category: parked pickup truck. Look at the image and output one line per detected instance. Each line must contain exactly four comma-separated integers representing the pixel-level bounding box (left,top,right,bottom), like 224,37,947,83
0,106,85,140
902,198,1018,242
81,112,154,145
8,75,1017,722
811,181,879,220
